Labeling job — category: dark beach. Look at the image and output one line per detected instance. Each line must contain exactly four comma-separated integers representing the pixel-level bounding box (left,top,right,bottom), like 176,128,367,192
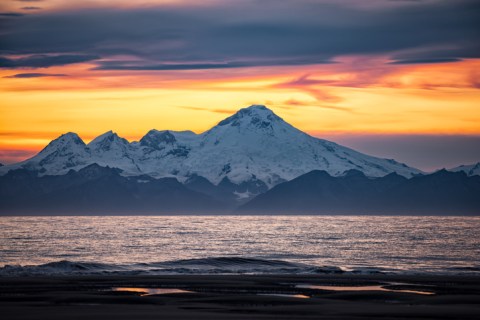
1,274,479,319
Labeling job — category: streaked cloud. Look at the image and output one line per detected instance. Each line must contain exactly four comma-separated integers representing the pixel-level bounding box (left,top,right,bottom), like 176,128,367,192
0,54,99,68
179,106,238,114
390,58,463,64
21,7,42,10
3,73,67,78
0,12,24,17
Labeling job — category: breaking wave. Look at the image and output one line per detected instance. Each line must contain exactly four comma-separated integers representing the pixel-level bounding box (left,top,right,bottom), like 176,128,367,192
0,257,354,277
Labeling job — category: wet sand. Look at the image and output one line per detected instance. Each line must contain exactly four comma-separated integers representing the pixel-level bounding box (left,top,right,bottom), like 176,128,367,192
1,274,479,319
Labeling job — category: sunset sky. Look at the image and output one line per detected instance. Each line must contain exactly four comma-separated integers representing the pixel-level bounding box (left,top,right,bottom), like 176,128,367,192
1,0,479,171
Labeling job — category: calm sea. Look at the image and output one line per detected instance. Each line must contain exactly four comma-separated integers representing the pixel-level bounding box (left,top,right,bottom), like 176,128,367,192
0,216,479,276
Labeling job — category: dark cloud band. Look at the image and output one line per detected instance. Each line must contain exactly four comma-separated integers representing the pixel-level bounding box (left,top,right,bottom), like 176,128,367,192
0,54,99,68
389,58,463,64
93,58,333,71
0,0,478,70
3,73,68,78
0,12,24,17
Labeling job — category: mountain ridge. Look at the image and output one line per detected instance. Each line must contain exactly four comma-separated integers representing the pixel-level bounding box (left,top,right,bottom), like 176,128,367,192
0,105,422,194
450,162,480,177
238,169,480,215
2,164,478,215
0,163,224,214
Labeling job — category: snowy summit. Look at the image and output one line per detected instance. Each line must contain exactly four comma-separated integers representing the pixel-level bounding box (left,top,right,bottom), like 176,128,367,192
0,105,422,189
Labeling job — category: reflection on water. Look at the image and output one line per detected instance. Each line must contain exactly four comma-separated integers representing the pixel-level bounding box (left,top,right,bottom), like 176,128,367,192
296,284,435,295
0,216,479,274
258,293,310,299
113,287,193,295
113,287,311,298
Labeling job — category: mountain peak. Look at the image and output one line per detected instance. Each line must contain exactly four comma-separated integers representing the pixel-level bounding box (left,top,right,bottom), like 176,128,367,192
41,132,85,152
140,129,177,149
87,131,129,154
246,104,269,111
88,130,125,144
60,132,84,143
216,105,282,128
30,132,90,172
0,104,423,183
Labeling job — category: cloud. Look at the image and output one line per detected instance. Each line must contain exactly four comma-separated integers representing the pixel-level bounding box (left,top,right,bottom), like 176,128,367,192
390,58,462,64
280,74,333,87
0,12,24,17
15,0,44,2
93,58,333,71
21,7,42,10
0,0,478,70
94,62,253,71
3,73,67,78
274,74,344,105
179,106,237,114
0,54,99,68
0,149,36,165
283,99,312,106
281,99,353,112
390,58,463,64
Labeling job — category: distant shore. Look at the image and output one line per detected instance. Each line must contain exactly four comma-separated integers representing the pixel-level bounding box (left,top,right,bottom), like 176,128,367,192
1,274,479,319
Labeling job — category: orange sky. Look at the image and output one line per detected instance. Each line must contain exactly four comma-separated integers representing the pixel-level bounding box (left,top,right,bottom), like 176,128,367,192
1,57,480,164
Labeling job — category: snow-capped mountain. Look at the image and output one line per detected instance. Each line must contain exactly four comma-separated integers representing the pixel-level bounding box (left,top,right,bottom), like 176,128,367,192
449,162,480,176
0,105,422,189
87,130,142,174
18,132,91,174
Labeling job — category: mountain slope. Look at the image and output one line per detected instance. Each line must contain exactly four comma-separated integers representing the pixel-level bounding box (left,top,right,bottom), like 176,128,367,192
0,164,224,215
8,132,91,174
450,162,480,176
0,105,422,192
238,170,480,215
185,106,420,186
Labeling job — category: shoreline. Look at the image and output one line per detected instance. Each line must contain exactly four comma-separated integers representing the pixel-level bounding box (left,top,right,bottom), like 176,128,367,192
1,274,479,319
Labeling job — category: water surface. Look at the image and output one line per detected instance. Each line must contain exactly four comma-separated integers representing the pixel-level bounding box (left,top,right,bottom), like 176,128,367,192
0,216,479,275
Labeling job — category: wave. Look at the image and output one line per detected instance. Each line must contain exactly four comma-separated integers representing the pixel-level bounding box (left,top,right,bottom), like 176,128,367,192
4,257,478,277
0,257,350,277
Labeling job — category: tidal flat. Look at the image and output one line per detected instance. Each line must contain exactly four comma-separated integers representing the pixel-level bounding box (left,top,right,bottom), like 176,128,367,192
1,274,479,320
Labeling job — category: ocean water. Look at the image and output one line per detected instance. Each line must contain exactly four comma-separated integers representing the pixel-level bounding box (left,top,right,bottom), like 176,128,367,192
0,216,479,276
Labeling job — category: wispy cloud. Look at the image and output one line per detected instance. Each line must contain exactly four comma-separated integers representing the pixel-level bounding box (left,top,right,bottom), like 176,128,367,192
93,58,333,71
3,73,67,78
274,74,344,106
0,12,24,17
390,58,462,64
179,106,236,114
21,7,42,10
0,54,99,68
